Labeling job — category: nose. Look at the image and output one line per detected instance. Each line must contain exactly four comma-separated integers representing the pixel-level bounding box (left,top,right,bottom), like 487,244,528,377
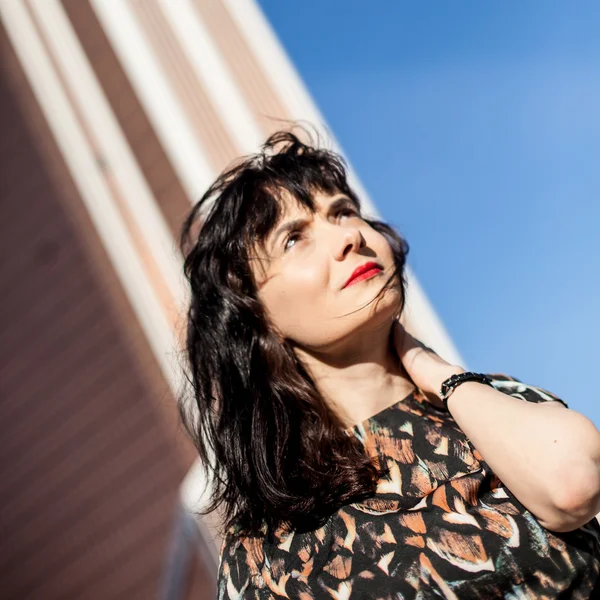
333,226,364,261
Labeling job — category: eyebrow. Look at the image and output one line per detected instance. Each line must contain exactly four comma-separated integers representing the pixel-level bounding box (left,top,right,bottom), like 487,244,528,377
269,195,356,250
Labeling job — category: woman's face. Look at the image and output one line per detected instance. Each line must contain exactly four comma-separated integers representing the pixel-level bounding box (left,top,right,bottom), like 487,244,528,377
252,190,402,354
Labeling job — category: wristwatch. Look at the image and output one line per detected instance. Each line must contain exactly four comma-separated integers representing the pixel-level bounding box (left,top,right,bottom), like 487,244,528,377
440,372,494,408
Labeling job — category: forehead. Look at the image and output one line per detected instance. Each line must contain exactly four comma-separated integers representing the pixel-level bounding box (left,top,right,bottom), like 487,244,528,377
277,188,342,217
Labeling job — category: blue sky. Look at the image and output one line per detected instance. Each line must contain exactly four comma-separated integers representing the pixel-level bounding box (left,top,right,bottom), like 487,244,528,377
257,1,600,425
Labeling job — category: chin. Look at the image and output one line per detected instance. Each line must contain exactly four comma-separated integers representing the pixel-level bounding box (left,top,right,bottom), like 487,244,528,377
339,292,402,344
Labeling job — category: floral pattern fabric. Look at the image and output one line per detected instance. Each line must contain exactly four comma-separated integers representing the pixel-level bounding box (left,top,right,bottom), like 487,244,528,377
217,374,600,599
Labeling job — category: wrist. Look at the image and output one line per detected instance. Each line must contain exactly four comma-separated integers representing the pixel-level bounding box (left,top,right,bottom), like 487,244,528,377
431,366,466,398
442,372,495,412
445,380,481,413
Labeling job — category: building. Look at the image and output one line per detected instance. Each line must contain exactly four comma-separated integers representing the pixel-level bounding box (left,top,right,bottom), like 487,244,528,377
0,1,464,598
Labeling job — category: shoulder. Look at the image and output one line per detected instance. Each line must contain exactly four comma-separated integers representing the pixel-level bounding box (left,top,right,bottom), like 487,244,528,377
218,526,270,599
217,518,335,599
484,372,569,409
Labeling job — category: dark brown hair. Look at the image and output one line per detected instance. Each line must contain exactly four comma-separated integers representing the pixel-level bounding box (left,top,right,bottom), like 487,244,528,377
179,125,410,539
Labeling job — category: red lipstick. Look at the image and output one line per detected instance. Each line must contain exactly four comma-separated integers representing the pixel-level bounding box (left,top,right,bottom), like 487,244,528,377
343,261,383,288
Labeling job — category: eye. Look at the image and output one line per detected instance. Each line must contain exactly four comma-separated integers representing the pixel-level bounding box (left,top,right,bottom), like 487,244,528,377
338,206,358,215
338,206,360,220
282,207,360,252
283,230,303,252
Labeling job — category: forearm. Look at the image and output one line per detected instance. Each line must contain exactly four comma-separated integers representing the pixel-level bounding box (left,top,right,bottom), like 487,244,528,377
444,375,600,531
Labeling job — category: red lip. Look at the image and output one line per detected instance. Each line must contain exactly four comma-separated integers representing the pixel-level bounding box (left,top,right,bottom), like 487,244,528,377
343,261,383,288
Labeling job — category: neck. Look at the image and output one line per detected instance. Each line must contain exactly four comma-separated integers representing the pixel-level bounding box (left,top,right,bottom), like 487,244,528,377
293,319,417,429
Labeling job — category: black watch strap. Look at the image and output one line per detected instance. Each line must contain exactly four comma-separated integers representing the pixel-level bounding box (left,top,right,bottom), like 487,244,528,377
440,372,494,408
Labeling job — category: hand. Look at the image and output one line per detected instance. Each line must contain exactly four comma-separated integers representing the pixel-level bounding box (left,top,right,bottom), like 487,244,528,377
392,320,465,401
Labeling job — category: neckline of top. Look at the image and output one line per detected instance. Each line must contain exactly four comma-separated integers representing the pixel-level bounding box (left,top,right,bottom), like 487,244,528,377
343,387,419,434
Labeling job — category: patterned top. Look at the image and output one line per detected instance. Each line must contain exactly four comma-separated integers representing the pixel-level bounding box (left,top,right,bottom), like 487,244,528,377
217,374,600,599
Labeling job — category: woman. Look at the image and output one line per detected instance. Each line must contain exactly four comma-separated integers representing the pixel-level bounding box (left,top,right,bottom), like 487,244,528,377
179,127,600,599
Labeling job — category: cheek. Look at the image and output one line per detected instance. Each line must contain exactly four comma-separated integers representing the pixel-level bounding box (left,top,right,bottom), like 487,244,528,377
261,265,327,330
278,265,324,304
370,230,394,262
